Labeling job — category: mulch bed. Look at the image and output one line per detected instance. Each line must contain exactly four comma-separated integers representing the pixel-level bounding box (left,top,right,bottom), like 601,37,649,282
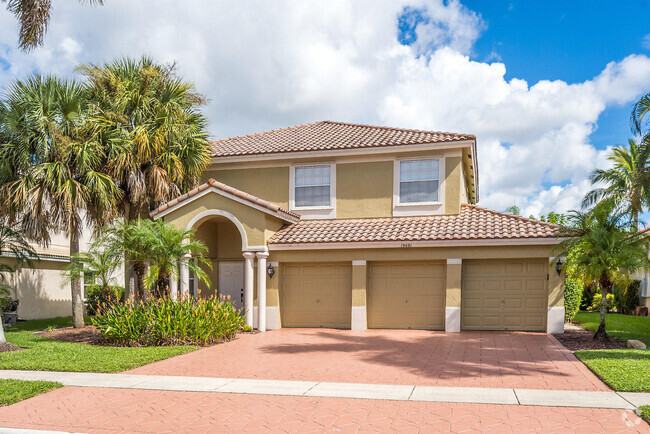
554,322,627,351
40,325,105,345
0,342,24,352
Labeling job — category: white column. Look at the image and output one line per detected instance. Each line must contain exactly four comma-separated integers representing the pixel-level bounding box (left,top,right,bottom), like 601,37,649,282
243,252,255,328
169,271,178,301
256,251,269,332
179,254,190,299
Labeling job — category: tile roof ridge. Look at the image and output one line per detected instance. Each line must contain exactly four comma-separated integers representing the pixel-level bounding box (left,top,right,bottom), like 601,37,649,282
323,120,476,140
461,203,561,228
209,121,327,144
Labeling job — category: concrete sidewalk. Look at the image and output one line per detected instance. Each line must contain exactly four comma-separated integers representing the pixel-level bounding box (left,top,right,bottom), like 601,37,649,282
2,369,649,410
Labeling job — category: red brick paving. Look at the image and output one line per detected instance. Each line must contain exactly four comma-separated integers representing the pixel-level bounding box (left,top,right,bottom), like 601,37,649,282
127,329,608,391
0,386,646,433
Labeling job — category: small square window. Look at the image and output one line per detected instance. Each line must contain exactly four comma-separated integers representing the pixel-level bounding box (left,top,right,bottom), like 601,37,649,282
294,165,331,207
399,159,439,204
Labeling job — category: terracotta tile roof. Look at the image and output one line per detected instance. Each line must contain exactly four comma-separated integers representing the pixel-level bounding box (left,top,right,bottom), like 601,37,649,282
150,179,300,223
269,204,559,245
210,121,475,157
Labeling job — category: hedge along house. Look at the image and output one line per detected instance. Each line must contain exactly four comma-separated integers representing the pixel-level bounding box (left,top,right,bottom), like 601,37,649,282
150,121,565,333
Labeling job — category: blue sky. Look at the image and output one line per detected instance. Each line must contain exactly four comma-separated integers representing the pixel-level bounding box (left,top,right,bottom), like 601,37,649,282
402,0,650,152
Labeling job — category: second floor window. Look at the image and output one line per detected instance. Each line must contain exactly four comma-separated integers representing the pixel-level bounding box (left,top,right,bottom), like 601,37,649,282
294,165,331,207
399,159,439,204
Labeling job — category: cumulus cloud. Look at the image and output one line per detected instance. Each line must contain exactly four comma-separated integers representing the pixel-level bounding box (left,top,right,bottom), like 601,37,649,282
0,0,648,216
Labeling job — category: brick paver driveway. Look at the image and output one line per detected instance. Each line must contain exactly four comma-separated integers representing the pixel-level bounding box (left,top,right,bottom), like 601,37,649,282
128,329,607,391
1,329,645,432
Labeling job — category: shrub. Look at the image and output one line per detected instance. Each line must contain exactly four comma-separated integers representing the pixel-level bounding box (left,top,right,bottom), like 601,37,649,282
564,278,582,322
85,284,124,315
580,284,595,310
588,293,615,312
92,295,245,346
612,280,640,314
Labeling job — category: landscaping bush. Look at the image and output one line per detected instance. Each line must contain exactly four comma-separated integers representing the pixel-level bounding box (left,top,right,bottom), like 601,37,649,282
588,293,615,312
580,284,595,311
85,285,124,315
612,280,640,314
564,278,582,322
92,295,245,346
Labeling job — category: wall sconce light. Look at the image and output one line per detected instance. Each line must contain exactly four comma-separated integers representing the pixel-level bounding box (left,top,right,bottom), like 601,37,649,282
267,263,275,279
555,258,564,276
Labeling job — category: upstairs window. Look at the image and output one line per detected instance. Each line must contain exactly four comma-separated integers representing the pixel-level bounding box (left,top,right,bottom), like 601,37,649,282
398,159,439,204
294,165,331,208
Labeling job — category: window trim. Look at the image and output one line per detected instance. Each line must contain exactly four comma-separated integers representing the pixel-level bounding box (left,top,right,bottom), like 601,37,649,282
395,157,442,206
393,156,445,217
289,163,336,218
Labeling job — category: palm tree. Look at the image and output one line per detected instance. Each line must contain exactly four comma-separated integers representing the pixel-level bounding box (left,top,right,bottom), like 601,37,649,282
631,93,650,137
0,222,37,343
131,219,210,297
583,138,650,230
78,57,211,300
2,0,103,51
65,236,122,309
555,200,649,340
0,76,120,328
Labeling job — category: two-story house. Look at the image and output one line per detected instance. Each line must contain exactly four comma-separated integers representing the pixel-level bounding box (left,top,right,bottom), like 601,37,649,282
152,121,565,334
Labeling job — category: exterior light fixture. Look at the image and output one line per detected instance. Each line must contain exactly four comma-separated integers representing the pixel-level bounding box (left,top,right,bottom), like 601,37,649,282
555,258,564,276
267,263,275,279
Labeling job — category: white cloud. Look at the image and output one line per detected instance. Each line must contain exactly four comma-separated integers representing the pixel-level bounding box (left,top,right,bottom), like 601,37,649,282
0,0,648,216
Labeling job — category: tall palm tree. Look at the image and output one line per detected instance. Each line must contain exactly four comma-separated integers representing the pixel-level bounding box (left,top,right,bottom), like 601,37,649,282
79,57,211,300
555,200,648,340
0,222,36,343
2,0,103,51
583,138,650,230
0,76,120,328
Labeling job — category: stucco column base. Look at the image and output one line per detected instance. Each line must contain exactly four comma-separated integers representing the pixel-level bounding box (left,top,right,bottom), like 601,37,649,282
351,260,367,331
445,259,462,333
179,255,190,298
547,307,565,334
243,252,255,328
256,252,269,332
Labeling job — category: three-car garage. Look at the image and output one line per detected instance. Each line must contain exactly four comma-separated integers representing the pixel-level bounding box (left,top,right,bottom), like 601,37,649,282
279,258,551,332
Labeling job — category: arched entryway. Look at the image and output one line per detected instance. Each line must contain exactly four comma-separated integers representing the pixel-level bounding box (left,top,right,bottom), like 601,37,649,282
175,209,269,331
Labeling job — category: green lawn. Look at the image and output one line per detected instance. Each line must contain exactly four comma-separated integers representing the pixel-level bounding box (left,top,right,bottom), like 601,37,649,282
574,311,650,346
1,317,198,372
0,379,62,406
575,350,650,392
573,311,650,392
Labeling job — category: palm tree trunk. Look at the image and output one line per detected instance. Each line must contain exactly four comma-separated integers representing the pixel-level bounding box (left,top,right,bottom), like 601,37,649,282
0,319,6,344
124,203,136,301
594,282,609,341
70,227,85,328
634,210,639,232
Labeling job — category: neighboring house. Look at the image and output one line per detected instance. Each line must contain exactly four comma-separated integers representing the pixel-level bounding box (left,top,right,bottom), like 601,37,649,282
153,121,565,333
4,229,124,320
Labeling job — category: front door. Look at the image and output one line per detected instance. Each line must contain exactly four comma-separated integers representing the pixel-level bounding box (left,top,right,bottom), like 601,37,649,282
218,262,245,311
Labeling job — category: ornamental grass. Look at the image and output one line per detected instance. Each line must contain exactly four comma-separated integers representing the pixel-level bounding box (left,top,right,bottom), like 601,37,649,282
92,295,245,347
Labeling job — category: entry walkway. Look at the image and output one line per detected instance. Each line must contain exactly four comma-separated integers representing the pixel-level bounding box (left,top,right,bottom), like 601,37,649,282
2,369,648,410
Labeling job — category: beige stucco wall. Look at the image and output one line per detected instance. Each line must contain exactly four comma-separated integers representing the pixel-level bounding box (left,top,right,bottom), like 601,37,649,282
270,244,555,263
445,157,462,215
337,161,393,218
445,263,462,308
205,167,290,210
206,151,470,220
8,260,71,320
161,191,283,249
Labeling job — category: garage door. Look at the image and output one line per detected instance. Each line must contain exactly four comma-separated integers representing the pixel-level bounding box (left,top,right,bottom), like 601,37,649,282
462,259,547,331
281,263,351,328
368,262,445,330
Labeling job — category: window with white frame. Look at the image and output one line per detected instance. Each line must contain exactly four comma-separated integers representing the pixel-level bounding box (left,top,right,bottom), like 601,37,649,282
398,159,440,204
294,165,331,208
